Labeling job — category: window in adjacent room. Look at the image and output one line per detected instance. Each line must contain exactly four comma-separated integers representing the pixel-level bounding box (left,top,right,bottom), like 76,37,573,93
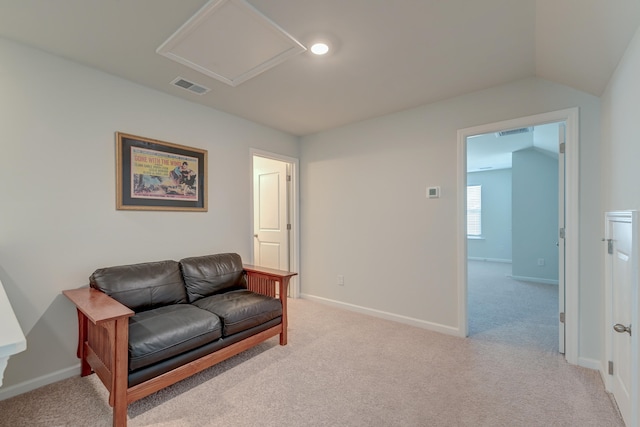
467,185,482,237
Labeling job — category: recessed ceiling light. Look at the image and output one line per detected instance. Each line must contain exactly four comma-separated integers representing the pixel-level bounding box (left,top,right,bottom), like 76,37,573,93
310,42,329,55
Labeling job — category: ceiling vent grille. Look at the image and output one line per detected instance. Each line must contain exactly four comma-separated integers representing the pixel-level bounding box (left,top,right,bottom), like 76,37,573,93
171,77,210,95
496,127,533,137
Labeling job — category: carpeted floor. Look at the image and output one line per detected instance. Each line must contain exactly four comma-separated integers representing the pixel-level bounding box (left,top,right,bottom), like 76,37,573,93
0,270,624,426
468,260,559,353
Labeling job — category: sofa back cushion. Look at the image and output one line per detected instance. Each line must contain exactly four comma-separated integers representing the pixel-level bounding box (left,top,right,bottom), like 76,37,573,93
90,260,188,312
179,253,247,302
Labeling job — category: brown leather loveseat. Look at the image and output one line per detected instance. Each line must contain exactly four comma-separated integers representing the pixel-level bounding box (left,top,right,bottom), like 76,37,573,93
63,253,296,427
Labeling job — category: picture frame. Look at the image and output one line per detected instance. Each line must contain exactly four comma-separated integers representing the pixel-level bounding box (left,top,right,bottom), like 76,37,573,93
116,132,207,211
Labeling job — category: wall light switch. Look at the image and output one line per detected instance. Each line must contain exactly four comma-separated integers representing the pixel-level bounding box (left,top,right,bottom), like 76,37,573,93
427,186,440,198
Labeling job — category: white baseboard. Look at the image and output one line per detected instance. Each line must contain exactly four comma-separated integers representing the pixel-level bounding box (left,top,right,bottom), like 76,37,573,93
578,357,612,391
586,358,614,391
300,294,463,337
0,364,80,401
510,275,559,285
467,257,512,263
578,356,601,371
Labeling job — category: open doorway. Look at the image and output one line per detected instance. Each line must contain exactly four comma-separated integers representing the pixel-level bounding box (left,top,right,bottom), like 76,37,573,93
250,149,300,298
457,108,579,364
466,123,561,352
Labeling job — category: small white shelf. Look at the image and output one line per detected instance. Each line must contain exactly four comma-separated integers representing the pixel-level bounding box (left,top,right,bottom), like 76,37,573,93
0,279,26,387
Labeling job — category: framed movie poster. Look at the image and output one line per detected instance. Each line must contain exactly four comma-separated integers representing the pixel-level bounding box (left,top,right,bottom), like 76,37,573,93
116,132,207,211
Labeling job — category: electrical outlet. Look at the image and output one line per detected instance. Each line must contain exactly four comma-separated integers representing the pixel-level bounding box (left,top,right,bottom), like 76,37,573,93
537,258,545,266
337,275,344,286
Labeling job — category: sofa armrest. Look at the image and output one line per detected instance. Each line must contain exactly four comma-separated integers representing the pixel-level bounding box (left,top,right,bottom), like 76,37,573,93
63,287,133,370
63,287,134,325
63,287,133,424
243,265,297,345
243,265,296,298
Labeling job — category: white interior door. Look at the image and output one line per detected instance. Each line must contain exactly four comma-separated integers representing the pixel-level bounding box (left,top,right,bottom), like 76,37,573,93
253,156,289,271
605,211,638,427
558,123,566,354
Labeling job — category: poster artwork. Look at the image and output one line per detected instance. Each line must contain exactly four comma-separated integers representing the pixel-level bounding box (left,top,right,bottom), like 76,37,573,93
130,147,199,201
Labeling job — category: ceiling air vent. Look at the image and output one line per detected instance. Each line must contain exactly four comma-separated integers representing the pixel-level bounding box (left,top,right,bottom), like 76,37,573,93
171,77,211,95
496,127,533,137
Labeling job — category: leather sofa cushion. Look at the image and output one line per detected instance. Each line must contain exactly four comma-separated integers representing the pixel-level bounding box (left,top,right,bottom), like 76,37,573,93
128,304,222,371
192,290,282,336
128,317,282,388
90,260,187,312
179,253,247,303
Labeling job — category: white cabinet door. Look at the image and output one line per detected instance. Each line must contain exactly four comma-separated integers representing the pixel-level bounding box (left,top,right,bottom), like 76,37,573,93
606,211,638,427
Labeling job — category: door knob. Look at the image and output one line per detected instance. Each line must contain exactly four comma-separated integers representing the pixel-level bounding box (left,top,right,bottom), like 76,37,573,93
613,323,632,336
254,234,259,238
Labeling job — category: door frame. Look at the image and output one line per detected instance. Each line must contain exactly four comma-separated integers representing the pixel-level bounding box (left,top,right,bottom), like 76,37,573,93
250,148,300,298
456,107,579,364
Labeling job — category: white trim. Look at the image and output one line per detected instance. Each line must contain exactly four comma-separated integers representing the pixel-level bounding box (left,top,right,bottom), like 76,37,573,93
457,107,579,365
0,365,80,401
301,294,463,337
250,148,301,298
457,145,469,336
577,357,604,371
467,257,512,263
598,359,611,391
510,275,559,285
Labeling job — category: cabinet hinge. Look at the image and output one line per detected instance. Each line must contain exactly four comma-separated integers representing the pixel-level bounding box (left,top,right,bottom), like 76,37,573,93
287,175,291,182
559,142,565,154
287,224,291,230
608,239,613,255
559,312,565,323
608,361,614,375
559,228,565,239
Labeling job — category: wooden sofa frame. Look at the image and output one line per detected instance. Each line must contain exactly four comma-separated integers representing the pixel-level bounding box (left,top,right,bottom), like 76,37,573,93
63,265,296,427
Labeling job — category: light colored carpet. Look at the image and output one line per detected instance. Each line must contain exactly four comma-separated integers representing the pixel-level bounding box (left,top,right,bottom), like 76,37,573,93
468,260,559,353
0,283,623,426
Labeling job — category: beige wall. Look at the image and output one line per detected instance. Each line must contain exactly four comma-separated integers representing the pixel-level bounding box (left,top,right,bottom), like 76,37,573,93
0,38,299,394
601,25,640,371
300,77,603,363
5,23,637,395
602,26,640,210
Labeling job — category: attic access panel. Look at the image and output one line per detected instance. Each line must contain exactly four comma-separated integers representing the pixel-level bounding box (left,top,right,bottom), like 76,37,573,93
157,0,306,87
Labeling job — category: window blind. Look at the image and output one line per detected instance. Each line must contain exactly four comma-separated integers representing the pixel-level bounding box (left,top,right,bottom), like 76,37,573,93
467,185,481,236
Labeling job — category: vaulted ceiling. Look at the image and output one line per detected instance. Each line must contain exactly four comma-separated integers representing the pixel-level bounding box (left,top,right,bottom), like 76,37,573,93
1,0,638,136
